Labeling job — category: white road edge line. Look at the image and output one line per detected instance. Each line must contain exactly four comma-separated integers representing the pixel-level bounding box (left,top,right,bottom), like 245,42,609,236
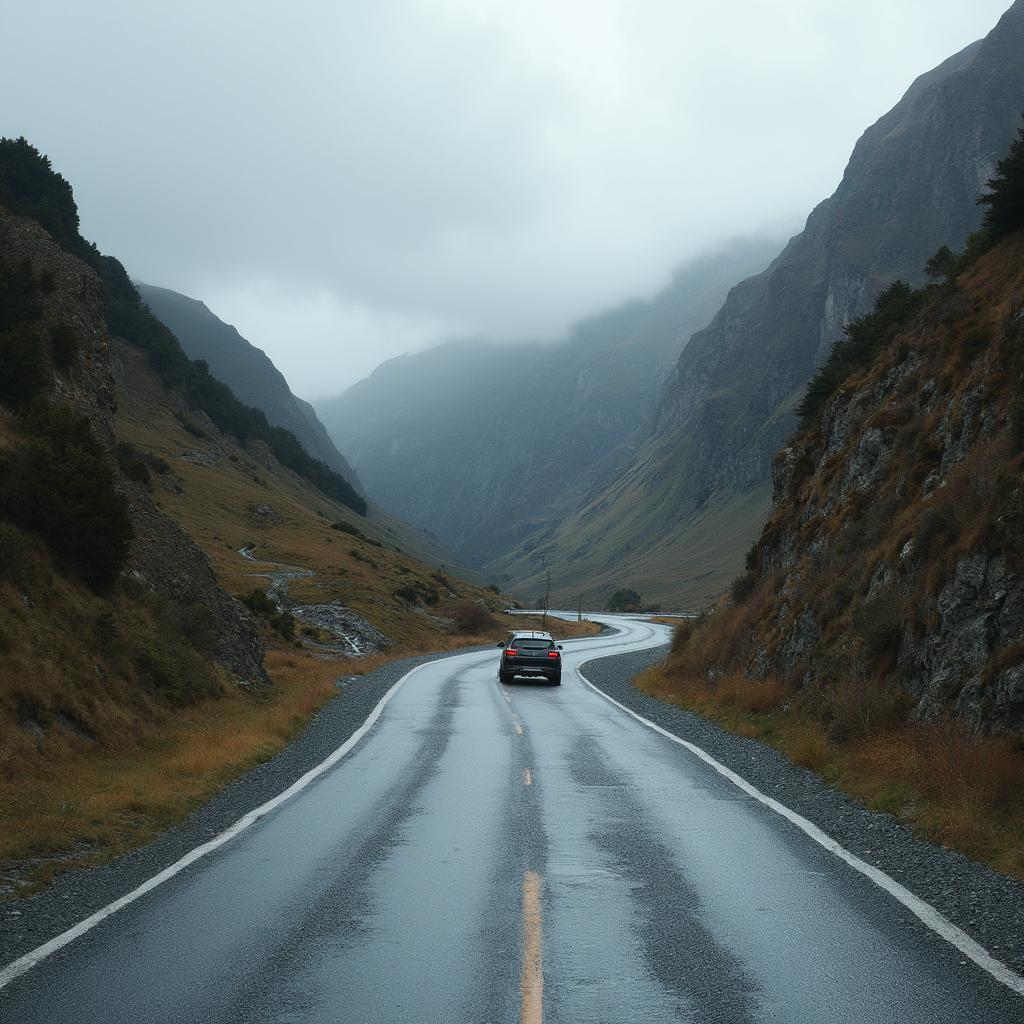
576,660,1024,998
0,656,454,991
0,627,640,989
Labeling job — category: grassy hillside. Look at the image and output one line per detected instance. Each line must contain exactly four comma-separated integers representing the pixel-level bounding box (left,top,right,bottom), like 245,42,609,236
137,281,362,486
489,442,771,611
114,341,505,648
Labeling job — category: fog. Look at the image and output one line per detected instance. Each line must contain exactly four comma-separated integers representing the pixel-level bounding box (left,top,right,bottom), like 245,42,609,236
0,1,1012,397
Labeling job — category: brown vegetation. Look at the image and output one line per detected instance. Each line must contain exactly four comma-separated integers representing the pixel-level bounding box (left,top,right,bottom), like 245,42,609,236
639,611,1024,877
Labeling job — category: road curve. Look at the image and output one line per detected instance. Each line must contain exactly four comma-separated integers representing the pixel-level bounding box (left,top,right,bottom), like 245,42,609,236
1,616,1021,1023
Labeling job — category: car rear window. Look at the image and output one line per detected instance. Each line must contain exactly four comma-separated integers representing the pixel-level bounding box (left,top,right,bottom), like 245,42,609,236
515,638,554,649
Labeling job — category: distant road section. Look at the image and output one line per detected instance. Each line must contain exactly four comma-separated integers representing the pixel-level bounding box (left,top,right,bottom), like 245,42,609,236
1,617,1021,1022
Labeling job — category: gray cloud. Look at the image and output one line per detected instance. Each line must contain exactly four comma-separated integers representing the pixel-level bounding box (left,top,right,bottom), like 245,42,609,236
1,1,1012,396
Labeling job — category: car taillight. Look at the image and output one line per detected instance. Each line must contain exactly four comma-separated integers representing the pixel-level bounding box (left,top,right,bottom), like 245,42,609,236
505,648,517,656
547,651,560,659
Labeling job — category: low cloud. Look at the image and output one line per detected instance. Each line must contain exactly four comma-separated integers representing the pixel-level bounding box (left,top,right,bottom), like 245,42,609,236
1,0,1012,396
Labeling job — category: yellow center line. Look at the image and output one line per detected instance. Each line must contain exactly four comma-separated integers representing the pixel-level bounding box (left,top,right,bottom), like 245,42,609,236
523,767,533,786
520,870,544,1024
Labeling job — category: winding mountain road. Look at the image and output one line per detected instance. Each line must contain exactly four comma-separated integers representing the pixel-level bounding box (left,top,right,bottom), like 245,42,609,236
1,617,1021,1022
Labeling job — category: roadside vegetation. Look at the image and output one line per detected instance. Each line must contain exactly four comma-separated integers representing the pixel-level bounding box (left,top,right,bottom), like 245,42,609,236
0,608,597,897
639,624,1024,878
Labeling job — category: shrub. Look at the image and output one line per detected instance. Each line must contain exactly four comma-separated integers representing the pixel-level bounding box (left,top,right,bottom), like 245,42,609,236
238,587,295,640
851,587,906,666
979,117,1024,242
132,639,220,707
271,611,296,641
671,619,694,656
925,245,957,282
607,588,642,612
448,601,498,635
0,322,49,406
914,504,961,556
144,451,171,475
913,721,1024,811
825,675,911,742
330,521,380,546
116,442,152,488
959,324,993,364
0,403,132,590
716,673,788,714
786,722,831,771
730,572,757,604
798,282,926,426
239,588,277,615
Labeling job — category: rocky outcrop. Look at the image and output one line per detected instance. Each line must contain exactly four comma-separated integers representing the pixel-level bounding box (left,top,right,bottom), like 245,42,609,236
740,236,1024,733
2,211,268,687
658,2,1024,463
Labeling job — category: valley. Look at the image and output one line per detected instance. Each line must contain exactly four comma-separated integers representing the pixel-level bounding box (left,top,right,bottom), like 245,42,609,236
3,2,1024,1020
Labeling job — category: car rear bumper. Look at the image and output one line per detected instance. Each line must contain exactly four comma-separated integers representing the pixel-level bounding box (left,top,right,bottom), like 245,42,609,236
503,663,560,679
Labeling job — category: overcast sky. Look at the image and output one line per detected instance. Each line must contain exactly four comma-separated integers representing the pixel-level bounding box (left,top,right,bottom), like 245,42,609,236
1,1,1013,398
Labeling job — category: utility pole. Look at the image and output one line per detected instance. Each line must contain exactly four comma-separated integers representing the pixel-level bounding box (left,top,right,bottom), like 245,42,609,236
542,568,551,630
577,593,582,622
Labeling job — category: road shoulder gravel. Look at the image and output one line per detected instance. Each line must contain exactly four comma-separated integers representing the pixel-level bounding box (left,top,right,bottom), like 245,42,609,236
581,645,1024,980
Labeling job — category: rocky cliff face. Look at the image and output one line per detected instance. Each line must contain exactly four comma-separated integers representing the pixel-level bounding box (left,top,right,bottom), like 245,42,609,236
136,283,361,490
658,1,1024,502
744,237,1024,732
495,1,1024,607
1,210,267,687
319,237,780,565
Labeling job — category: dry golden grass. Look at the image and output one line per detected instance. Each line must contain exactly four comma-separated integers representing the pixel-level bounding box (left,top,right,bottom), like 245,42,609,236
638,660,1024,878
0,603,601,895
784,721,831,772
0,648,340,890
112,343,511,651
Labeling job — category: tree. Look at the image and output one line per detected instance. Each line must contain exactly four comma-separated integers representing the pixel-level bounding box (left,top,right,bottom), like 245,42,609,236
0,404,132,590
924,245,957,282
607,588,642,612
979,117,1024,241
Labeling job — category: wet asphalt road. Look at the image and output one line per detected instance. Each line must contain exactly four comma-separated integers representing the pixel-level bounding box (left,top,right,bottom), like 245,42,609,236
2,617,1022,1023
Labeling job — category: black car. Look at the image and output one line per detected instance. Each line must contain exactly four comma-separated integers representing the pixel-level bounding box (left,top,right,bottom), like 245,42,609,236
496,630,563,685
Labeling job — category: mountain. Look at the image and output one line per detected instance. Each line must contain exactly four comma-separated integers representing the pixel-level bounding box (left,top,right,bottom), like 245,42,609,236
493,0,1024,609
318,237,781,564
136,282,361,489
0,199,268,697
674,219,1024,733
0,138,516,889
